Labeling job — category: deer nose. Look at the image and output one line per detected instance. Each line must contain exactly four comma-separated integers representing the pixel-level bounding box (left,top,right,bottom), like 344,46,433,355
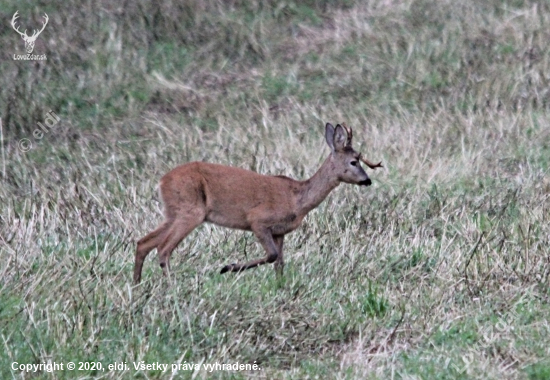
359,178,372,186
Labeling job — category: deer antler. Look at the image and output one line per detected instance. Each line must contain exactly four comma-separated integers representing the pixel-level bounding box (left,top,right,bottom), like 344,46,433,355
338,122,382,169
341,122,353,146
359,153,383,170
11,11,27,38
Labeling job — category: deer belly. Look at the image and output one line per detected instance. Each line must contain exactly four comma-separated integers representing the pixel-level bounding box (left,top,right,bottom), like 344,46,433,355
205,210,252,231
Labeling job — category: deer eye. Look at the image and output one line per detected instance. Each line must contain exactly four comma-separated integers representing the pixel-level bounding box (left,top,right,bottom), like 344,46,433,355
350,161,358,166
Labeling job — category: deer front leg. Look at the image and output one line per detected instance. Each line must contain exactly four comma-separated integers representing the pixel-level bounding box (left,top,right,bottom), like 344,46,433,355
220,228,280,273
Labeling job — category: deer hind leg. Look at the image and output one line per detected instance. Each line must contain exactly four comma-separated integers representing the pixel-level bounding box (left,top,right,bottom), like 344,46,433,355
134,221,171,284
273,235,285,275
220,228,280,274
157,210,204,277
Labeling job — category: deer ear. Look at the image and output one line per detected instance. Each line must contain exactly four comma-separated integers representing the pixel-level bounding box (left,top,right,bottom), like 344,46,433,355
325,123,335,151
333,124,347,151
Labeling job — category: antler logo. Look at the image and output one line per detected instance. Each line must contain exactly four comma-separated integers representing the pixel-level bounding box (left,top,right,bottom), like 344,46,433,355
11,11,48,54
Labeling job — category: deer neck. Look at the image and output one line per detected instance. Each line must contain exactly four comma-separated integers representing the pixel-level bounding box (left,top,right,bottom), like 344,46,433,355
297,156,340,215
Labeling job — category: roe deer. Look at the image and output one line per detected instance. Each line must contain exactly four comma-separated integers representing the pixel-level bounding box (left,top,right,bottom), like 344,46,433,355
134,123,382,283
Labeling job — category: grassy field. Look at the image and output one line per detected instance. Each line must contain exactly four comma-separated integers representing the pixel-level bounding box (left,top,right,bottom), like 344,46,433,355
1,0,550,378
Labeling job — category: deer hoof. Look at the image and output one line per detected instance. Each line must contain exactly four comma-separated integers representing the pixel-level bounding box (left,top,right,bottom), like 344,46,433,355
220,263,236,274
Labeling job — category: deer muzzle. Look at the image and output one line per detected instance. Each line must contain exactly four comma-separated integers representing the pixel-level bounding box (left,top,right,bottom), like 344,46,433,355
359,178,372,186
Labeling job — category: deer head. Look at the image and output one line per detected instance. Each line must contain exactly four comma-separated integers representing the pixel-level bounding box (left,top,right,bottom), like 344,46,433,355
325,123,382,187
11,11,49,54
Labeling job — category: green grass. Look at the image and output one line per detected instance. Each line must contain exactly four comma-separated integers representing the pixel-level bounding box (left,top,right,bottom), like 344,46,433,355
2,0,550,378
